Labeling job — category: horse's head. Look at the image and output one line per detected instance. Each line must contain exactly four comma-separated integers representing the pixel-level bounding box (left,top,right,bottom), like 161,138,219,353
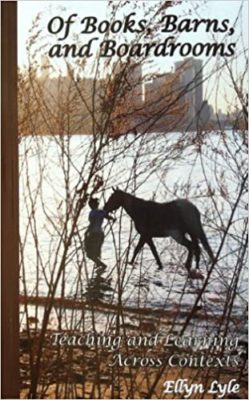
104,187,124,212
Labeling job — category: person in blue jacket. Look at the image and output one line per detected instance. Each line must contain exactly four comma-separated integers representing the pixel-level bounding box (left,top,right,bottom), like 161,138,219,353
84,197,115,269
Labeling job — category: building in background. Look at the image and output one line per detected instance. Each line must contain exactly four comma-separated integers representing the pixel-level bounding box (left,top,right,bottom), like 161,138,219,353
127,62,143,109
32,55,217,135
199,100,214,127
175,58,203,130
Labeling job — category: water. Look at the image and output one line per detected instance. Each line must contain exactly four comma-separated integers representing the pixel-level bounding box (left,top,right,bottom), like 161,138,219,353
19,131,248,326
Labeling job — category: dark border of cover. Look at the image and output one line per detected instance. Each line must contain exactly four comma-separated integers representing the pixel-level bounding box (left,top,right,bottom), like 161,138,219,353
1,1,20,398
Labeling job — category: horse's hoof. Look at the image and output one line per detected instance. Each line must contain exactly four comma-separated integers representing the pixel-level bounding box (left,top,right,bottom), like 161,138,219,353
188,269,204,280
158,267,163,271
96,264,107,271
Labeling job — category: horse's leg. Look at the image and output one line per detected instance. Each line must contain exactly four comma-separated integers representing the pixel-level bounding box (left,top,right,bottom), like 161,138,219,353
190,235,200,269
171,231,194,271
130,236,146,264
182,238,194,271
147,239,163,270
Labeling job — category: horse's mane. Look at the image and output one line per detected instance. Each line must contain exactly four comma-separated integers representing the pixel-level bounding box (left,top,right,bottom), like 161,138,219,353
119,190,158,207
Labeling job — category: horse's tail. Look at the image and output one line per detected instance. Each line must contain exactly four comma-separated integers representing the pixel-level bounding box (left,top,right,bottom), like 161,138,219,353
176,199,215,262
199,227,215,262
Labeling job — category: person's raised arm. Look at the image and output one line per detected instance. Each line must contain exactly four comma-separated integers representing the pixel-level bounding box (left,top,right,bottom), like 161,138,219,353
103,211,116,222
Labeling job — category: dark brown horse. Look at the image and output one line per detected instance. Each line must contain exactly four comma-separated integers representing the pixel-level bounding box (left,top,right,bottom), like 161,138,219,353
104,189,214,271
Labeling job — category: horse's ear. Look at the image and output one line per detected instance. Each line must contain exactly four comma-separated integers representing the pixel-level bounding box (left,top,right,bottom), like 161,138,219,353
116,186,119,191
112,186,116,192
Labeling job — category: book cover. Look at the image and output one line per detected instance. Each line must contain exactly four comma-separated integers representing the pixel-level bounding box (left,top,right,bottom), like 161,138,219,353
3,0,248,398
